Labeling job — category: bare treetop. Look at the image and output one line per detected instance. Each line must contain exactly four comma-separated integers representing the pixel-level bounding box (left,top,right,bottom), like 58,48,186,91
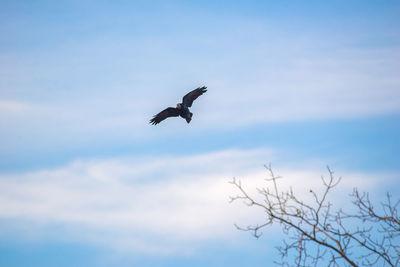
230,165,400,267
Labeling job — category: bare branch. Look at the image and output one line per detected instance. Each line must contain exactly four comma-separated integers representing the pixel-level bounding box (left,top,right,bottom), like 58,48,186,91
230,166,399,267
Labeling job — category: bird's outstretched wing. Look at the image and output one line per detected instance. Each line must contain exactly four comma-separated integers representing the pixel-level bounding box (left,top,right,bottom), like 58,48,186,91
182,86,207,107
150,107,179,125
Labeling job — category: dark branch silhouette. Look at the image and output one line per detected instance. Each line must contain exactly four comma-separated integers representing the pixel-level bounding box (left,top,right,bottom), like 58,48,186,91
229,165,400,267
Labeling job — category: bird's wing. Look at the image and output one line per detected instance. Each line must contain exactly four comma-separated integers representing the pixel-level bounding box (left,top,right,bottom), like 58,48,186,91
150,107,180,125
182,86,207,107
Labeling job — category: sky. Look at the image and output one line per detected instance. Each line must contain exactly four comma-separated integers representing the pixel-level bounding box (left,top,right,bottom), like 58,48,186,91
0,0,399,266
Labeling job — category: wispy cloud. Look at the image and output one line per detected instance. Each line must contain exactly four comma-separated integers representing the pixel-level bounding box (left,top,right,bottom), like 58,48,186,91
0,100,30,114
0,149,395,254
1,32,399,146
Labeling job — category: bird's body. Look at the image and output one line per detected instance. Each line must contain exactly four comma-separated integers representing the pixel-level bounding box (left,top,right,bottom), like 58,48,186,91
150,86,207,125
177,103,193,123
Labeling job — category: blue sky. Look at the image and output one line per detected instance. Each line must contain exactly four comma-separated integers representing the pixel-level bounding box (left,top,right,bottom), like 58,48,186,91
0,1,399,266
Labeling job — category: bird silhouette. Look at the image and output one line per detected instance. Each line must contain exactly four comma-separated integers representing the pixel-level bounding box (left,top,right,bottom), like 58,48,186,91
150,86,207,125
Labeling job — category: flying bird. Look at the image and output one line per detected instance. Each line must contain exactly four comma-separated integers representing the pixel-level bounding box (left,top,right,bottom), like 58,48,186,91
150,86,207,125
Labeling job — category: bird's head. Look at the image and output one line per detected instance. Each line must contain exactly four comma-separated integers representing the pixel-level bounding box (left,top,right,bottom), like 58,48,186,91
176,103,181,110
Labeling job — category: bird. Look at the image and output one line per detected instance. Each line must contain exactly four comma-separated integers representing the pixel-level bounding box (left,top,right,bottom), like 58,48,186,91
150,86,207,125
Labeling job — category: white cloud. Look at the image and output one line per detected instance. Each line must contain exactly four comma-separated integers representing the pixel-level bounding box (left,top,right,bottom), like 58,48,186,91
0,149,395,254
199,46,400,128
1,21,399,153
0,100,30,114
